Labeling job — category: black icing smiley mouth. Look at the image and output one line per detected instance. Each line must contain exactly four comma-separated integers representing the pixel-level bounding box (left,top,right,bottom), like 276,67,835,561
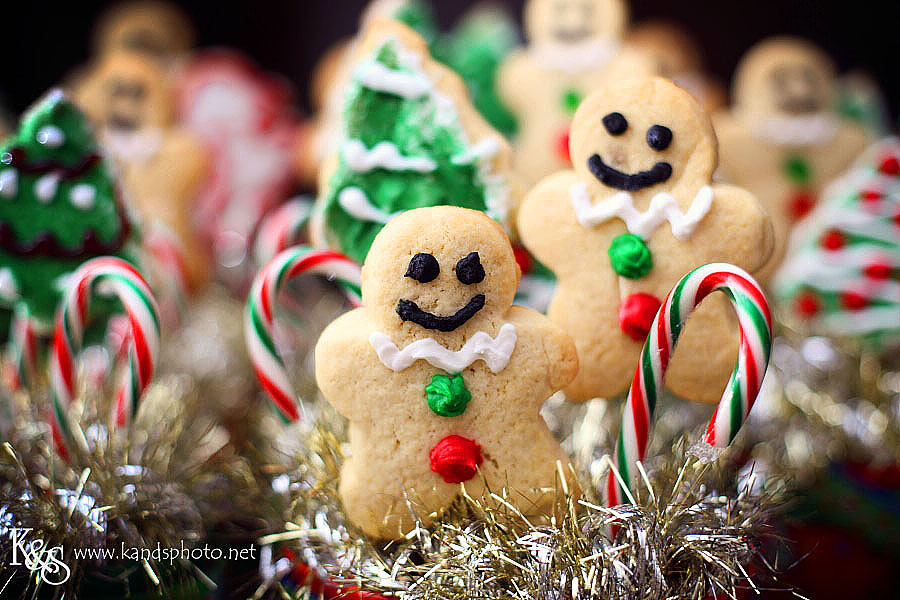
397,252,487,332
554,25,595,43
771,65,823,115
587,112,674,192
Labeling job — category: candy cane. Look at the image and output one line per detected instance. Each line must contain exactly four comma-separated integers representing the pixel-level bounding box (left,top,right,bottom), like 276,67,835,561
253,197,314,267
245,246,361,423
49,257,161,460
6,307,39,391
607,263,772,507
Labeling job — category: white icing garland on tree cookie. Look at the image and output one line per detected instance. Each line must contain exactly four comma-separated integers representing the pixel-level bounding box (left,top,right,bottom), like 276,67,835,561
338,187,398,224
342,139,437,173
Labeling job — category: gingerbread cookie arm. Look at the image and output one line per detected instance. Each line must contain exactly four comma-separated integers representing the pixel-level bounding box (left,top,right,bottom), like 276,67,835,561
687,184,775,274
315,307,387,422
496,49,537,115
505,307,578,394
517,171,619,277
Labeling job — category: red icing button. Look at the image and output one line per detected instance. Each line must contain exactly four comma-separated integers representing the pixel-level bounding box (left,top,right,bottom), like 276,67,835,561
864,261,892,280
513,245,533,274
555,130,571,163
841,291,867,310
821,229,844,250
861,188,881,204
787,190,815,220
429,435,483,484
796,292,821,318
619,293,662,341
879,154,900,176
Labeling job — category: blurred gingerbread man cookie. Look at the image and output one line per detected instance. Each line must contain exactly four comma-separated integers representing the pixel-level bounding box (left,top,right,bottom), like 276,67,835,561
518,77,773,403
93,0,194,64
315,206,578,539
498,0,657,187
714,38,867,284
74,50,209,289
626,21,726,112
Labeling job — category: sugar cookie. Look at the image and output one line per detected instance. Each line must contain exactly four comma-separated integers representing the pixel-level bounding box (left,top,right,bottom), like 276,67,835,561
518,77,773,403
315,206,578,539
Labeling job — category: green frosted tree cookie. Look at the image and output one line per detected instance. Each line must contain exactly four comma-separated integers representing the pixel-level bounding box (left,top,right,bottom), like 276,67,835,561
0,89,138,334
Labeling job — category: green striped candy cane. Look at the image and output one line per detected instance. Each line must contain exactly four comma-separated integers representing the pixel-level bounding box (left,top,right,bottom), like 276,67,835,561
245,245,362,423
607,263,772,507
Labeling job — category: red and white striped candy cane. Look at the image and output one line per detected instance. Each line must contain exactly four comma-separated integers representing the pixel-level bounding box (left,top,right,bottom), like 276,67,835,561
245,245,361,423
252,197,314,267
49,257,161,460
607,263,772,507
6,307,39,391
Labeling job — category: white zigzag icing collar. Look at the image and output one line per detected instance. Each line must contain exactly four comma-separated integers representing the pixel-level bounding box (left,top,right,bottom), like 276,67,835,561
569,182,713,241
369,323,517,373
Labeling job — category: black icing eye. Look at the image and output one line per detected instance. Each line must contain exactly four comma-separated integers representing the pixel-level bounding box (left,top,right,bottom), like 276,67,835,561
405,253,440,283
602,112,628,136
455,252,485,285
646,125,673,151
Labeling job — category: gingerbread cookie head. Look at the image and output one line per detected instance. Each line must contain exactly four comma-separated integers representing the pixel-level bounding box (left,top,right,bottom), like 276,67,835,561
75,50,175,133
524,0,627,46
362,207,520,343
733,37,836,121
569,77,716,201
626,22,701,79
93,1,194,62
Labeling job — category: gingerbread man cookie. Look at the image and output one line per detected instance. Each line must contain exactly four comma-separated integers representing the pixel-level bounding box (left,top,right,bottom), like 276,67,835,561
517,77,773,403
74,50,209,289
714,38,867,285
315,206,578,539
497,0,657,188
626,21,726,112
92,0,194,64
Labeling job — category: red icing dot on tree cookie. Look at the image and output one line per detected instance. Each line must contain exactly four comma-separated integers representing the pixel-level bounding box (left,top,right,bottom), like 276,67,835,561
619,293,662,341
861,188,881,204
864,261,892,280
555,130,571,164
429,435,483,484
879,154,900,176
821,229,845,250
796,292,821,317
841,291,867,310
787,190,815,220
512,245,533,274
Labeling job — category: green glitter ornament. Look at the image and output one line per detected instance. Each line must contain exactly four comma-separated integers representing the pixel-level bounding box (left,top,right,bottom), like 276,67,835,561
608,233,652,279
425,373,471,417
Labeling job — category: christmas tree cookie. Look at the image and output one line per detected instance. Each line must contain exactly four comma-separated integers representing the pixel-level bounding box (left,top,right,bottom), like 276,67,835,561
497,0,657,188
517,77,773,403
775,137,900,347
0,90,137,333
714,37,867,285
315,206,578,539
317,19,515,265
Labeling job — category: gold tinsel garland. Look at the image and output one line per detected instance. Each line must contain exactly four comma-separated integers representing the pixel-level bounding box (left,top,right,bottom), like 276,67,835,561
0,351,236,598
249,399,790,600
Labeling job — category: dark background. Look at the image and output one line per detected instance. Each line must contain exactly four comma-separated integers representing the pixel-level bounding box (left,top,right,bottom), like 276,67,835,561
1,0,898,121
